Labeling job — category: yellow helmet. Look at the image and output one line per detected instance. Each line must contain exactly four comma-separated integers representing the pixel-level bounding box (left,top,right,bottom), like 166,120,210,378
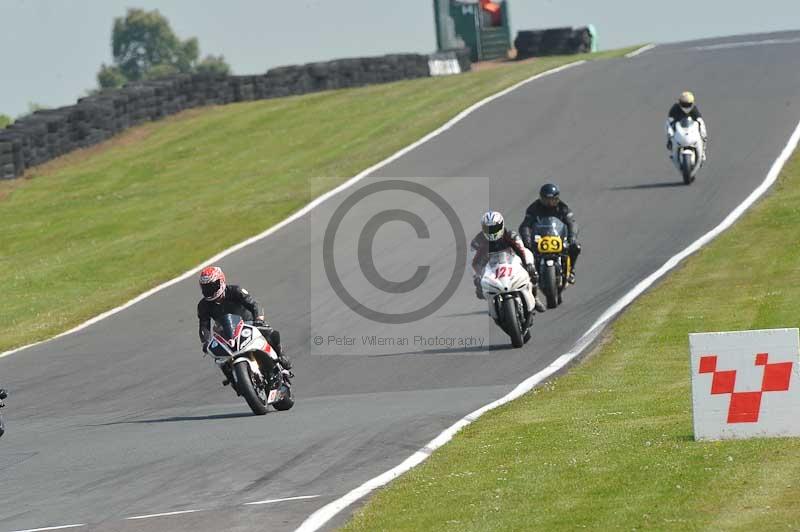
679,91,695,111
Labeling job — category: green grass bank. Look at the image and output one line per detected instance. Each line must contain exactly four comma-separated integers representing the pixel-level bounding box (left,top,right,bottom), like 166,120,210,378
342,151,800,530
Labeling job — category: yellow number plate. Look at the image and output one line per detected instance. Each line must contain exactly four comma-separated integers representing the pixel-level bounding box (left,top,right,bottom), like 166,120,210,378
537,236,563,253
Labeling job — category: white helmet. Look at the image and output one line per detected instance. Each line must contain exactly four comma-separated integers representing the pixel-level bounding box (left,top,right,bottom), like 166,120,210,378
481,211,504,241
679,91,695,113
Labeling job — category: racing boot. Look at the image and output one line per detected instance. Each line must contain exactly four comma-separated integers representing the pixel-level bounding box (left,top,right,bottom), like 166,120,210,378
259,326,292,370
0,389,6,400
273,342,292,371
567,269,576,285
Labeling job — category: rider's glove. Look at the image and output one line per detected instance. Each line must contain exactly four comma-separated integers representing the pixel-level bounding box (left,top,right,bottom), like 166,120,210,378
253,319,266,328
525,264,539,283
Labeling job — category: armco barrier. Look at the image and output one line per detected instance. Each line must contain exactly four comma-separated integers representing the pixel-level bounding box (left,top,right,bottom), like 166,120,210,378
0,50,471,180
514,26,594,59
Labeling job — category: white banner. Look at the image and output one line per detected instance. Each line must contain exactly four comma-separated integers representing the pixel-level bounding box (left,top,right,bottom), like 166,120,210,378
689,328,800,440
428,58,461,77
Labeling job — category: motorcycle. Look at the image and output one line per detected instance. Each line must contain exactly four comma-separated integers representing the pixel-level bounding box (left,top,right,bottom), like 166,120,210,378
480,250,536,348
530,215,571,309
670,116,705,185
205,314,293,415
0,388,7,439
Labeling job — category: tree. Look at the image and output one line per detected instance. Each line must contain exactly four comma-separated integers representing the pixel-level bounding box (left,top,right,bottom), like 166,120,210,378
27,102,49,113
0,114,11,129
97,64,127,89
196,55,231,76
144,63,180,80
97,8,231,88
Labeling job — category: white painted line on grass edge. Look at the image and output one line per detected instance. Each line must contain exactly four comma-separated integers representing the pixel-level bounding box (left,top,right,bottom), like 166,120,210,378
10,525,86,532
625,43,656,58
0,60,586,362
125,509,201,520
245,495,320,506
294,120,800,532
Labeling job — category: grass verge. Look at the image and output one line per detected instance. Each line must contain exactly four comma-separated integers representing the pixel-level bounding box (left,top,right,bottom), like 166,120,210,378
0,46,637,353
341,149,800,530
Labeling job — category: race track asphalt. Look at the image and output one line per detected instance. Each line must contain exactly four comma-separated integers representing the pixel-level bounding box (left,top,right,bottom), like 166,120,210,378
2,31,800,532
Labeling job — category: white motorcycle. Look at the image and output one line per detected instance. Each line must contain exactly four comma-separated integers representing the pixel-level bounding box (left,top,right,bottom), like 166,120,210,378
205,314,293,415
480,250,537,348
669,116,706,185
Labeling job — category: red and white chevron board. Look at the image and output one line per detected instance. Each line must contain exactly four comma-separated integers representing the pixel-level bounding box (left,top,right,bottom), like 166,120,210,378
690,328,800,440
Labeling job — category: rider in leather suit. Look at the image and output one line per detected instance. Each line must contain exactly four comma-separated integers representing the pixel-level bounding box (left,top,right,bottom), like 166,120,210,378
519,183,581,284
471,211,545,312
666,90,708,161
197,267,292,381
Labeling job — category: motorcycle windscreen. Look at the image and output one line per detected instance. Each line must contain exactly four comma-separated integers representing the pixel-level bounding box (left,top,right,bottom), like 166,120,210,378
533,216,567,238
487,250,516,266
217,314,244,341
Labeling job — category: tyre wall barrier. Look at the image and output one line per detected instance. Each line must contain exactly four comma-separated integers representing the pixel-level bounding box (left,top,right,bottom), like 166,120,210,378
0,49,471,180
514,26,595,60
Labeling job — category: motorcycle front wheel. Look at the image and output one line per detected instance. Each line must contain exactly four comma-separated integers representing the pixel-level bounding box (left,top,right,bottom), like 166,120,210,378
501,297,525,348
681,153,694,185
233,363,268,415
542,264,559,309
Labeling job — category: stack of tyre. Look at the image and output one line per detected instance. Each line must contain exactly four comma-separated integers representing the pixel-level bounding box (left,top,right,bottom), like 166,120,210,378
514,27,593,59
0,52,464,180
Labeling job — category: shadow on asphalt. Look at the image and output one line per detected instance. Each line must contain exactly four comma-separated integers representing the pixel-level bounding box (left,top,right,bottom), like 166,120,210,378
440,310,488,318
90,412,255,426
609,181,686,190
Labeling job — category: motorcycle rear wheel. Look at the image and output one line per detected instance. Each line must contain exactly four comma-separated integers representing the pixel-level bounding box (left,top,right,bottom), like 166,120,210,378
272,384,294,411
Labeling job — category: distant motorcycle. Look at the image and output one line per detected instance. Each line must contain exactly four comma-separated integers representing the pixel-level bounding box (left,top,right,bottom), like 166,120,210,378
205,314,293,415
531,215,571,309
0,388,7,438
480,250,536,348
670,116,705,185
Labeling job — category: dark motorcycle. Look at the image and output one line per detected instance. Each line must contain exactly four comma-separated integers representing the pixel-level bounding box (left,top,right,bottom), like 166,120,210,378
205,314,293,415
530,215,572,309
0,388,7,438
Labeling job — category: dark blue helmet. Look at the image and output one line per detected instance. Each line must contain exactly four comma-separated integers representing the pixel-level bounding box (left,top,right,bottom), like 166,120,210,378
540,183,560,207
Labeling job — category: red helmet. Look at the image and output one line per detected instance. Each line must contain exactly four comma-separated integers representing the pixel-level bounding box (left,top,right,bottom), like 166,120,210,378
199,266,226,301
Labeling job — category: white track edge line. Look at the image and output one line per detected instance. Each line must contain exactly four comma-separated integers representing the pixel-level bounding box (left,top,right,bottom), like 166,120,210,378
693,37,800,51
294,120,800,532
625,43,657,58
10,525,86,532
245,494,321,506
0,60,586,362
125,509,201,520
